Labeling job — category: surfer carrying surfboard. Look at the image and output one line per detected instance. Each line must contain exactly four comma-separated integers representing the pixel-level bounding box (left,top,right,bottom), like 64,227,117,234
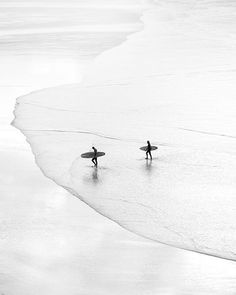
81,149,105,165
92,146,98,166
146,140,152,160
139,142,157,158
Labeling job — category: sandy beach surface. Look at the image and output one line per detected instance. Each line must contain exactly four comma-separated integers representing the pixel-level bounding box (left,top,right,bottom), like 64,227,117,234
2,81,236,294
1,1,236,294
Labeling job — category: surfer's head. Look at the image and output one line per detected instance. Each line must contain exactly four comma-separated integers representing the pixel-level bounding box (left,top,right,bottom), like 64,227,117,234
147,140,150,144
92,146,95,150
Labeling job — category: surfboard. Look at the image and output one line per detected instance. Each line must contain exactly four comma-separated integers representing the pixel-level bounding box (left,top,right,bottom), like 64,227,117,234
139,146,158,151
81,152,105,158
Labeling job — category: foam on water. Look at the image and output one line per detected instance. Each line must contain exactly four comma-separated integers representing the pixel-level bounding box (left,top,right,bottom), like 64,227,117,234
13,0,236,260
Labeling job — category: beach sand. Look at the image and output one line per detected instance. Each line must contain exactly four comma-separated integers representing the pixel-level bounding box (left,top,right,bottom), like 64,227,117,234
1,1,236,293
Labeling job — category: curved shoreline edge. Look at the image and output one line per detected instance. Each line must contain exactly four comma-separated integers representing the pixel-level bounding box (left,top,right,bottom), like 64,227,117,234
12,1,236,262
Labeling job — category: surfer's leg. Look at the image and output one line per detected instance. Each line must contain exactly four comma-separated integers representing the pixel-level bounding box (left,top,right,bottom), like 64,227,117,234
149,151,152,160
145,151,148,159
92,158,95,166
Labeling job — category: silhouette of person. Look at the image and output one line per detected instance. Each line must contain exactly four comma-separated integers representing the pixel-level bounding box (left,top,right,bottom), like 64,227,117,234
92,146,98,166
146,140,152,160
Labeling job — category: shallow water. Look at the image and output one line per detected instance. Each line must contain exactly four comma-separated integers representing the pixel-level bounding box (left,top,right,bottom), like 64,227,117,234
2,0,236,294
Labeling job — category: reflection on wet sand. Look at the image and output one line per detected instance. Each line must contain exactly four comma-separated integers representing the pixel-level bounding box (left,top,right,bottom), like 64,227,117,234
92,167,99,183
144,157,158,175
145,158,152,173
83,166,109,185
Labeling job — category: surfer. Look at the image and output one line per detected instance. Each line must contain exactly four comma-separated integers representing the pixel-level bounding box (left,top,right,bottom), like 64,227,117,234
146,140,152,160
92,146,98,166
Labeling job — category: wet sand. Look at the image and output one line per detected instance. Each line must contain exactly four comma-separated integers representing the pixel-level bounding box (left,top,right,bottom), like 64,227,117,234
1,1,236,293
0,57,236,294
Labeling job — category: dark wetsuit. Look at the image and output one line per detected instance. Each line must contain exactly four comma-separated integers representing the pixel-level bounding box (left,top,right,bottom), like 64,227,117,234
146,141,152,160
92,148,98,166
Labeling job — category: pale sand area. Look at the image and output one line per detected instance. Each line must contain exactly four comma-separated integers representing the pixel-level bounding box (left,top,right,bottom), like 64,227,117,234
1,1,236,292
0,55,236,295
